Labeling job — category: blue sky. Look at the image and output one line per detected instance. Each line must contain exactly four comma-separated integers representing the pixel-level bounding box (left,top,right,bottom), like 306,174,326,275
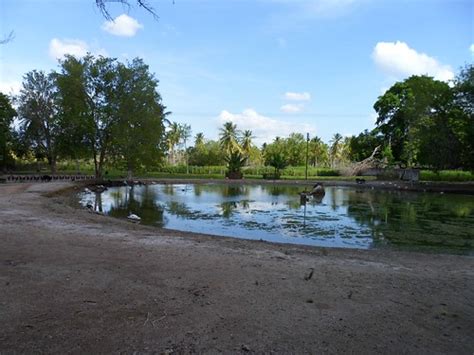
1,0,472,145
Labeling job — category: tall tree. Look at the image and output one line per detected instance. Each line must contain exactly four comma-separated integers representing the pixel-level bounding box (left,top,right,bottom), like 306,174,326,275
308,136,329,167
179,123,192,173
166,122,181,164
240,129,253,164
17,70,61,173
111,58,167,178
329,133,343,168
374,75,453,166
219,121,241,155
57,54,168,178
452,64,474,169
0,93,17,172
194,132,205,148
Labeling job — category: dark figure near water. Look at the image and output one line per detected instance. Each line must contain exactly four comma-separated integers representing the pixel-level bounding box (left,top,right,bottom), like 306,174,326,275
299,182,325,205
356,178,366,185
310,183,325,196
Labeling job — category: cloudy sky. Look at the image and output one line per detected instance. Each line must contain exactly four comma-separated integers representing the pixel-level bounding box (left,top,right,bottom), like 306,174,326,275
0,0,472,145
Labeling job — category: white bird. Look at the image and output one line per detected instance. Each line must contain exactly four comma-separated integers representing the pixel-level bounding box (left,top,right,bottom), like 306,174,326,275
127,213,141,221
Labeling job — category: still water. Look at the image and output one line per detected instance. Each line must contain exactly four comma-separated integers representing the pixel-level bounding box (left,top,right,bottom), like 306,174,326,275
79,183,474,253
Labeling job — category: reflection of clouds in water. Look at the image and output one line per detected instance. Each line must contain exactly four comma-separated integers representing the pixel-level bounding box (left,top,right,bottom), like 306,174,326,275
78,184,474,252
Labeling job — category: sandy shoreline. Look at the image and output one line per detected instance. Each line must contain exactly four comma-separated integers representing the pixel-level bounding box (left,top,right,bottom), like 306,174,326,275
1,182,473,353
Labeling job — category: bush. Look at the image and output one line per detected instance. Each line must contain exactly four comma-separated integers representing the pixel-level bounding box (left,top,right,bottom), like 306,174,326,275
420,170,474,182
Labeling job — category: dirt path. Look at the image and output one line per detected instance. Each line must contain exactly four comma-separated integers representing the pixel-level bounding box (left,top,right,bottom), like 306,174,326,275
0,182,473,354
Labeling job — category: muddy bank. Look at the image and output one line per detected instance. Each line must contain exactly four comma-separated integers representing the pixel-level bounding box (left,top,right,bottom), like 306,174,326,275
0,182,473,354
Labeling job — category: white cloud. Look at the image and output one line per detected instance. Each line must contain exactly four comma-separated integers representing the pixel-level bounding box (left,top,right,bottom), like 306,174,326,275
284,91,311,101
218,108,316,146
280,103,303,113
372,41,454,82
0,81,22,96
49,38,89,60
470,44,474,55
102,14,143,37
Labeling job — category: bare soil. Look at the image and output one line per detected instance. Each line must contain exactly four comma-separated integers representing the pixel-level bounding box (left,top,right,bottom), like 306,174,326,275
0,182,473,354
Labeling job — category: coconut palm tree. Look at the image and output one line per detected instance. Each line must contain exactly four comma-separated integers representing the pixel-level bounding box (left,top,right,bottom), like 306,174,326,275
166,122,181,164
241,130,253,156
180,123,192,173
329,133,343,168
219,121,241,155
194,132,205,148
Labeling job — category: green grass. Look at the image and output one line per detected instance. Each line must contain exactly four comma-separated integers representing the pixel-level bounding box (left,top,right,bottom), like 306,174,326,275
420,170,474,182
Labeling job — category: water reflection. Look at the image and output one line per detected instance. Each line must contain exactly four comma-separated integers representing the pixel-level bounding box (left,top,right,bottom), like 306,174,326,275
79,184,474,253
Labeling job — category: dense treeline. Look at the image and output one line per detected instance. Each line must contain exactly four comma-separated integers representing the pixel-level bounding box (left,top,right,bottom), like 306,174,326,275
0,61,472,177
2,54,167,178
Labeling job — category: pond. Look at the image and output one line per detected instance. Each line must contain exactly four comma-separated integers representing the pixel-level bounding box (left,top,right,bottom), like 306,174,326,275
78,183,474,253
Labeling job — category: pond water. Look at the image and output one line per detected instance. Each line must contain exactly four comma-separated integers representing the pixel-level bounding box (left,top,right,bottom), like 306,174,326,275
79,183,474,253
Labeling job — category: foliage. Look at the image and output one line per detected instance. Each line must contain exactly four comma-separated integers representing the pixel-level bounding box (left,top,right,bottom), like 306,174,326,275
0,92,17,170
110,58,167,178
219,121,242,155
55,54,168,178
347,129,384,162
420,170,474,182
224,151,246,177
188,139,226,166
16,70,62,173
373,73,473,169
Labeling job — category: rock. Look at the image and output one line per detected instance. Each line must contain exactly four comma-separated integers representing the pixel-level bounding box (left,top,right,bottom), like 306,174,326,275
241,344,250,352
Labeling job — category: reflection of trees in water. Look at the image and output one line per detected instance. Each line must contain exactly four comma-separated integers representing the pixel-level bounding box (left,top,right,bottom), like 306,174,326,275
166,201,193,217
220,201,238,218
345,190,474,250
222,185,249,197
107,186,165,225
162,184,175,196
194,184,202,196
261,184,300,196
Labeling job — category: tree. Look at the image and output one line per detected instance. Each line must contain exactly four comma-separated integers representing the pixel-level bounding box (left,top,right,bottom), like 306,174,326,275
55,55,94,168
0,93,16,171
329,133,343,168
452,64,474,169
347,129,384,162
17,70,62,173
224,151,246,179
188,139,225,166
241,130,253,155
219,121,242,155
284,133,306,166
95,0,158,19
308,136,329,167
374,75,454,166
264,137,288,177
110,58,167,178
194,132,205,148
180,123,192,173
166,122,181,164
57,54,168,178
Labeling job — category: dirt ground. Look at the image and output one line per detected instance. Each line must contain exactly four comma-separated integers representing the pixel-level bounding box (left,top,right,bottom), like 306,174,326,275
0,182,473,354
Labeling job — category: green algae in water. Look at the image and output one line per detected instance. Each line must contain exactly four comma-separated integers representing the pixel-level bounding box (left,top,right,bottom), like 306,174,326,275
79,184,474,254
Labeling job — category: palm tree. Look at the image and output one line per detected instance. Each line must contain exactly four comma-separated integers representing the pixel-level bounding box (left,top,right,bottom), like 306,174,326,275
166,122,181,164
241,130,253,164
329,133,343,168
219,121,241,155
194,132,205,148
180,124,192,173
